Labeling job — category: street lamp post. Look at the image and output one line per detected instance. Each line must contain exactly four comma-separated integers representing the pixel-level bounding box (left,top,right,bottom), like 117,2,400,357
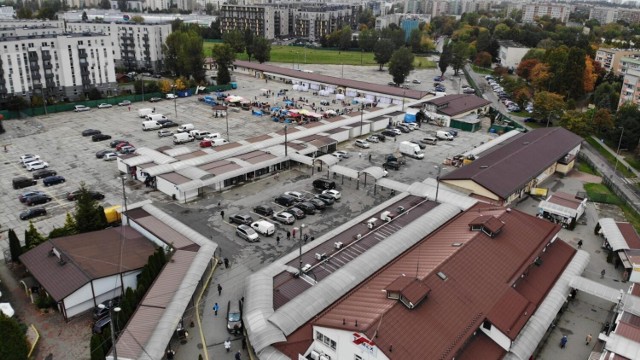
98,301,121,360
434,165,442,202
284,125,288,157
614,126,624,176
298,224,306,274
402,89,406,111
224,105,229,141
121,175,129,225
360,104,365,135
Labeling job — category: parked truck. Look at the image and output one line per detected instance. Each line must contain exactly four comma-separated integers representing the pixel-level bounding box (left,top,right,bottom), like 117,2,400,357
398,141,424,159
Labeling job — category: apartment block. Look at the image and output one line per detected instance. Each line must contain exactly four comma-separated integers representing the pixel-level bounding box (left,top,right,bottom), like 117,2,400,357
620,57,640,75
0,33,116,102
590,7,618,25
619,68,640,109
499,40,530,69
0,19,65,29
595,48,640,75
522,3,571,23
65,22,171,72
0,24,65,38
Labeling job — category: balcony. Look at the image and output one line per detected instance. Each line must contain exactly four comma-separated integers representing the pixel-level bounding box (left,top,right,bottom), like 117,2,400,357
31,73,41,80
30,64,40,71
42,54,51,61
79,52,88,59
44,72,54,78
43,63,52,70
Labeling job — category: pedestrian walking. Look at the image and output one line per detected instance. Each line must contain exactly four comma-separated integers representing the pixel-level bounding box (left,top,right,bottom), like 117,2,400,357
304,234,309,243
368,153,372,161
601,269,606,279
560,335,568,348
235,351,242,360
577,239,583,248
292,228,297,238
224,257,230,269
213,302,219,316
287,230,291,240
221,210,225,219
585,333,592,345
218,284,223,296
394,137,397,142
276,235,280,245
128,106,131,112
224,338,231,352
358,152,362,158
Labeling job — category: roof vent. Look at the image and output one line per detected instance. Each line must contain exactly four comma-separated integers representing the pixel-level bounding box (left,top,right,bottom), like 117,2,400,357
469,215,505,238
480,165,489,169
451,242,463,247
384,276,431,309
437,272,448,281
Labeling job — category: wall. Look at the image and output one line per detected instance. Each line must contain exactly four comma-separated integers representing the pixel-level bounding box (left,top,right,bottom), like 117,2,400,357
307,326,391,360
479,323,512,351
441,179,499,201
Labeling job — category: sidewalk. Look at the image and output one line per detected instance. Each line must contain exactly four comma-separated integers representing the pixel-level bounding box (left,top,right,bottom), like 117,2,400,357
590,135,640,179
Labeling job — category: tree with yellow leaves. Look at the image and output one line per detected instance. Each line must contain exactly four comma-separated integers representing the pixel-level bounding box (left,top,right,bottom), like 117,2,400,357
583,56,598,94
158,79,172,94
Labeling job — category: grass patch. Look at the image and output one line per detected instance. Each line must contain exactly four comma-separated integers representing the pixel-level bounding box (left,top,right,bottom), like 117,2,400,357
584,183,612,197
203,44,436,68
624,155,640,173
576,161,598,175
586,137,635,178
585,182,640,232
471,65,493,75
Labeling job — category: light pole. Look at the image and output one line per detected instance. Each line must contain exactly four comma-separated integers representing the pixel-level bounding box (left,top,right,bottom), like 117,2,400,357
224,105,229,141
173,86,178,119
299,224,305,274
284,125,288,157
121,175,129,225
434,165,442,202
139,74,145,102
402,89,406,111
98,301,121,360
360,104,365,135
614,126,624,176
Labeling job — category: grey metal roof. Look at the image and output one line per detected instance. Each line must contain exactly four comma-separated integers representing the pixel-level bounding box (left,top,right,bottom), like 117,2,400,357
175,166,213,180
599,218,630,251
376,178,411,192
360,166,387,179
329,164,358,178
506,250,590,360
136,147,176,164
603,333,640,360
287,152,314,166
418,178,479,210
539,200,578,218
461,130,521,158
121,155,153,167
315,154,339,166
163,147,193,157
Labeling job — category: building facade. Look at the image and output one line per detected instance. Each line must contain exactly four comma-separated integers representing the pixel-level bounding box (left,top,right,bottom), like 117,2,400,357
595,49,640,75
65,22,171,71
619,68,640,109
522,3,571,23
0,32,117,102
498,40,530,69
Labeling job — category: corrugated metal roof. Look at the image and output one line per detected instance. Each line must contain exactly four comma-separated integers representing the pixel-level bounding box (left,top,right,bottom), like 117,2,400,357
175,166,213,180
121,155,153,167
329,164,358,178
162,146,193,157
461,130,520,158
315,154,339,166
441,128,583,199
618,223,640,249
359,166,386,179
134,216,195,250
136,147,177,164
601,333,640,360
600,218,632,251
287,152,314,166
376,178,411,192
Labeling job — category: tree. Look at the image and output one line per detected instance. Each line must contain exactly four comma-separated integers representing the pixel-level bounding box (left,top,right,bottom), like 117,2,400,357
90,333,105,360
388,47,415,85
374,39,394,71
615,103,640,151
564,47,587,99
162,29,205,81
338,26,352,51
131,15,144,24
252,37,271,64
87,87,102,100
244,29,255,62
475,29,491,53
474,51,492,68
82,11,88,22
583,56,598,94
450,41,469,75
158,79,172,94
530,63,551,92
0,313,29,360
560,110,592,137
49,213,78,239
439,43,451,76
75,184,108,233
512,87,532,109
409,29,422,53
358,28,378,52
24,221,45,250
16,7,33,19
99,0,110,9
212,44,236,85
516,59,540,81
117,0,127,11
593,82,620,112
493,23,511,39
593,108,614,135
223,30,245,53
533,91,565,126
8,229,22,263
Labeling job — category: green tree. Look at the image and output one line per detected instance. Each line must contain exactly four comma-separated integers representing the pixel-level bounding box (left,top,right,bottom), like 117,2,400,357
374,39,394,71
560,110,592,137
593,82,620,112
49,213,78,239
8,229,22,263
474,51,492,68
87,87,102,100
205,3,215,15
252,37,271,64
117,0,128,11
493,23,511,39
99,0,110,9
131,15,144,24
212,44,236,85
338,26,352,51
450,41,469,75
388,47,415,85
475,28,491,53
533,91,566,126
439,42,451,76
358,28,378,52
16,7,33,19
409,28,422,53
82,11,88,22
244,29,255,62
0,313,29,360
564,47,587,99
615,103,640,151
24,221,45,250
593,108,614,135
162,29,205,81
74,184,108,233
90,333,105,360
222,30,245,53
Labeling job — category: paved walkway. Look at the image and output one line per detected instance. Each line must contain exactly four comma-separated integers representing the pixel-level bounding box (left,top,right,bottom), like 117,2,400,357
590,135,640,179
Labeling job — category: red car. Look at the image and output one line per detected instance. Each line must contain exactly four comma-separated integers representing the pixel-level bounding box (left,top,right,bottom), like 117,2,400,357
199,140,212,148
115,142,132,151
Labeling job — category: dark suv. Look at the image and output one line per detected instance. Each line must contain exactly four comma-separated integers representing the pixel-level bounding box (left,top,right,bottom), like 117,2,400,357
43,175,65,186
253,205,274,217
26,194,52,206
274,194,297,207
229,214,254,225
296,202,316,215
13,176,37,189
32,169,57,179
312,179,336,191
385,161,401,170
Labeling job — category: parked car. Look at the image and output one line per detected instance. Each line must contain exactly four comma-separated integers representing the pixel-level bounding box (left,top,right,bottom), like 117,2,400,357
19,154,40,165
236,224,260,242
284,191,305,202
410,140,426,149
32,169,57,179
115,142,132,151
67,190,105,201
26,194,52,206
119,146,136,154
385,161,401,170
355,139,370,148
273,212,295,225
253,204,274,217
160,120,178,128
118,100,131,106
375,133,386,142
92,134,112,142
314,193,335,205
20,207,47,220
74,105,90,112
82,129,101,137
92,315,111,334
166,93,178,99
309,198,327,211
158,129,174,137
98,103,112,109
287,207,306,219
43,175,65,186
275,194,297,207
226,300,243,334
524,117,537,123
26,161,49,171
463,87,476,94
103,153,119,161
381,130,397,137
19,191,45,203
95,149,112,158
396,125,411,133
312,179,336,191
149,97,162,102
332,151,350,160
366,135,380,143
13,176,37,189
229,214,254,225
296,202,316,215
109,139,126,148
322,190,341,200
447,129,458,137
412,79,421,84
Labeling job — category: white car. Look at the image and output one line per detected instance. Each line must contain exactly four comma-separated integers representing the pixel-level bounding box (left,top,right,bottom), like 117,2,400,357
166,93,178,99
273,212,295,225
98,103,112,108
103,153,119,161
322,189,341,200
406,123,418,131
355,139,370,148
366,135,379,143
74,105,90,112
284,191,305,202
158,129,173,137
20,154,40,165
412,79,421,84
332,151,350,160
26,161,49,171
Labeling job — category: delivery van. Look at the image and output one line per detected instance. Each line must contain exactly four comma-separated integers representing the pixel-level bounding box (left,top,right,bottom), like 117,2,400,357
142,120,162,131
145,113,168,122
250,220,275,236
189,130,211,140
138,108,153,118
210,138,229,147
436,131,454,141
177,123,195,133
173,133,194,144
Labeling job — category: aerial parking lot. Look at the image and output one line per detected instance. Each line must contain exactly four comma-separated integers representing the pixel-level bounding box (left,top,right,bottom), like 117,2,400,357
0,65,493,258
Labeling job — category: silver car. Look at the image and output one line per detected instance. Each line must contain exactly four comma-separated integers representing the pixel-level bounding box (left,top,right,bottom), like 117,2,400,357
158,129,173,137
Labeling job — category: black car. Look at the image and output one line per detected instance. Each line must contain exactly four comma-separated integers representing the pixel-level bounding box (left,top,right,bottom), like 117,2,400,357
19,191,45,203
67,190,105,201
229,214,254,225
312,179,336,191
92,133,112,142
26,194,52,206
296,202,316,215
96,149,112,158
275,194,297,207
314,194,335,206
287,207,306,219
93,315,111,334
109,139,127,148
375,133,386,142
396,126,410,133
160,120,178,128
32,169,57,179
381,130,398,137
20,207,47,220
12,176,37,189
309,198,326,211
410,140,426,149
43,175,65,187
253,205,274,217
82,129,101,137
385,161,401,170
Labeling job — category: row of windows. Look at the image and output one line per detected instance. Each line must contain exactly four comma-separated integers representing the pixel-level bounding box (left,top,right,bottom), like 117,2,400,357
315,331,337,351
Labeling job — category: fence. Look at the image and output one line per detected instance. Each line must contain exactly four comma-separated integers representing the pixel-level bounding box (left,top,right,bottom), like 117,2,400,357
579,152,640,212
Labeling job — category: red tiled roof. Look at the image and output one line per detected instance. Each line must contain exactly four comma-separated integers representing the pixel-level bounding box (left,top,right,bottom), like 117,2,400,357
281,204,572,359
441,128,583,200
617,222,640,249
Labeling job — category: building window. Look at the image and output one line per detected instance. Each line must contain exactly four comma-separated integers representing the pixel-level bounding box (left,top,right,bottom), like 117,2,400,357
315,331,337,351
355,356,363,360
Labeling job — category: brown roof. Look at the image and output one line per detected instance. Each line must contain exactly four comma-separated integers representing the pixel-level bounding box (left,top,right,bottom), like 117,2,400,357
157,172,191,185
425,94,492,117
456,332,505,360
246,134,273,143
134,215,198,251
617,222,640,249
174,150,208,161
615,322,640,344
234,60,430,100
548,192,583,210
19,227,157,301
214,142,243,151
280,204,573,359
441,128,583,200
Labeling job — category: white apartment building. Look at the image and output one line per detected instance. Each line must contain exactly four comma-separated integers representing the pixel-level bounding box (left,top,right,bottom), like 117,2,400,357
0,19,65,29
522,3,571,23
0,5,15,19
590,7,618,25
65,22,171,71
499,40,530,69
0,33,117,102
375,14,403,31
0,25,65,38
619,68,640,109
595,48,640,75
620,57,640,75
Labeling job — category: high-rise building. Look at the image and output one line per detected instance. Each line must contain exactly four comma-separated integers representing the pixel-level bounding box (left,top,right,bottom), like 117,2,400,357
619,68,640,109
595,48,640,75
522,3,571,23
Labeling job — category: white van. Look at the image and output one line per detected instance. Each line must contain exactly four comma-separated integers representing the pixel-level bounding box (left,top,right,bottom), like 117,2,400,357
204,133,222,140
189,130,211,140
177,123,195,133
210,138,229,147
142,120,162,131
250,220,275,236
138,108,153,118
173,133,194,144
436,131,454,141
145,113,168,122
